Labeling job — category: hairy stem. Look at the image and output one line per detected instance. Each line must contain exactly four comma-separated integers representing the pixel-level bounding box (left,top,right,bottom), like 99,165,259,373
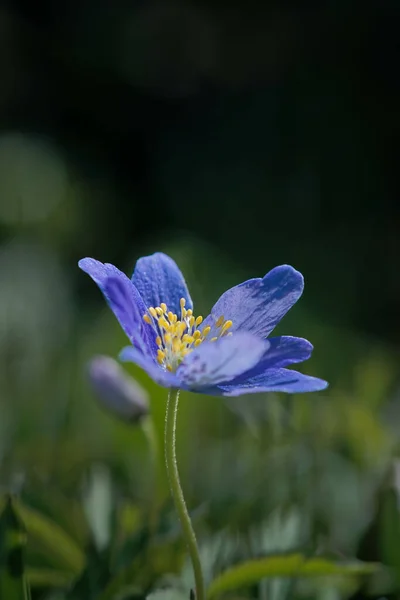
164,388,205,600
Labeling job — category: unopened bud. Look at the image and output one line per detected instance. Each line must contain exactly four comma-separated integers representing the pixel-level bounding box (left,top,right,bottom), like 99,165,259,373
87,356,149,423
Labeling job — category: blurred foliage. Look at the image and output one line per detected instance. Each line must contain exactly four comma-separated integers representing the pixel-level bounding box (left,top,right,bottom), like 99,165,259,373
0,241,400,598
0,0,399,598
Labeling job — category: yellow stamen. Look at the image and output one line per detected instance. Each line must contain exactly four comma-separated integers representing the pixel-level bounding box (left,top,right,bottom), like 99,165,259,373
158,318,169,330
142,301,232,372
221,320,233,333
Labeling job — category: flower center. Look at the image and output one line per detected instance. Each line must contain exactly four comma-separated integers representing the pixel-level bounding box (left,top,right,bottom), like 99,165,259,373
143,298,232,372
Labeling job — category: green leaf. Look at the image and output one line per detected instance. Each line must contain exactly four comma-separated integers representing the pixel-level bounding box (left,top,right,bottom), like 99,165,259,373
0,497,31,600
27,568,74,588
13,500,85,574
207,554,380,599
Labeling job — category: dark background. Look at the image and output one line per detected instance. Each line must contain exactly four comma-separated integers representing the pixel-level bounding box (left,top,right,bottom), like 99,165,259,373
0,2,400,599
1,0,398,336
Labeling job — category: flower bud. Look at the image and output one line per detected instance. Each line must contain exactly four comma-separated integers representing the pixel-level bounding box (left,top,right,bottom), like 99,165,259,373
87,356,149,423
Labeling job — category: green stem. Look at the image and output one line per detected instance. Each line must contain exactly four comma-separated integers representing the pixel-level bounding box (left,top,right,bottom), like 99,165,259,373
164,388,205,600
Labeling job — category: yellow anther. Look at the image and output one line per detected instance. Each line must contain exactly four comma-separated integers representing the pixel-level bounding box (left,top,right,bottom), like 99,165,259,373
158,318,169,330
221,320,233,333
216,315,224,327
178,321,187,334
143,297,232,372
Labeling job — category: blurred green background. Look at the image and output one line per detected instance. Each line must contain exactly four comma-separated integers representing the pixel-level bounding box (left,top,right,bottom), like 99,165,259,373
0,0,399,598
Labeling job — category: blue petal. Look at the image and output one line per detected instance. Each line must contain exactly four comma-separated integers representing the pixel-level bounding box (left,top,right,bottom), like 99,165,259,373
79,258,156,356
176,332,268,390
79,258,127,287
210,367,328,397
132,252,193,316
120,346,180,388
104,278,157,356
230,336,313,384
202,265,304,339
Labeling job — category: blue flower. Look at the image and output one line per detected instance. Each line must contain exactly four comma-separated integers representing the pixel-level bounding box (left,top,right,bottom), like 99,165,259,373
79,253,327,397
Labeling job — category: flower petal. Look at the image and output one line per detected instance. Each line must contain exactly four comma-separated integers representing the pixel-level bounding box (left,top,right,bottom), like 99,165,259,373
120,346,180,388
79,258,126,287
176,332,268,390
132,252,193,316
229,336,313,385
211,367,328,397
79,258,156,356
202,265,304,339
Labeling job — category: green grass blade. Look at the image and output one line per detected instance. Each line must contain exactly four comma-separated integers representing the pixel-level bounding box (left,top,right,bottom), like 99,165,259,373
0,497,31,600
13,500,85,574
207,554,380,599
